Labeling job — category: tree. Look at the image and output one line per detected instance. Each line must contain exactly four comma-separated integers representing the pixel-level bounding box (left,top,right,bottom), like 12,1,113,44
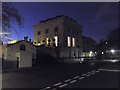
107,27,120,49
2,3,23,41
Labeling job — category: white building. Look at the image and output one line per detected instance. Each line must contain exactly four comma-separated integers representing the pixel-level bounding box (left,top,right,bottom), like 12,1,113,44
33,15,83,59
2,40,37,68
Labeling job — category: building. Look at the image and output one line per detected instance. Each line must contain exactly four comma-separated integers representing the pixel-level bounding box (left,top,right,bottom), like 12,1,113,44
33,15,83,59
81,36,97,59
2,39,37,68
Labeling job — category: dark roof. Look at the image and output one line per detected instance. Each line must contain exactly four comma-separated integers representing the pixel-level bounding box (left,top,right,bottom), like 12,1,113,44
39,15,80,25
6,40,36,48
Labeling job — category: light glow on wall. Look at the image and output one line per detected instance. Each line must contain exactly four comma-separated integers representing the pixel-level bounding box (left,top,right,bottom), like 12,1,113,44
38,42,40,46
46,38,49,45
8,40,18,44
89,51,93,57
111,49,115,54
72,37,75,47
54,36,58,46
67,36,71,47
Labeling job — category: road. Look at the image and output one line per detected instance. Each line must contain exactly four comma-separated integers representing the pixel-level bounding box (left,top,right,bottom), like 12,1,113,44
2,60,120,89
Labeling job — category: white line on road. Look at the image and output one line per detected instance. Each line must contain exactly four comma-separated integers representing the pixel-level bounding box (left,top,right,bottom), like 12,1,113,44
81,73,87,76
79,77,84,80
91,72,95,74
64,79,71,82
99,69,120,72
86,74,91,77
53,82,62,87
87,72,91,74
70,80,77,83
59,84,68,88
74,76,80,79
41,86,51,90
96,70,100,73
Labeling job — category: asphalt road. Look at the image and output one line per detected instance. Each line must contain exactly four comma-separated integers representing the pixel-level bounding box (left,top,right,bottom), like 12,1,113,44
2,60,120,89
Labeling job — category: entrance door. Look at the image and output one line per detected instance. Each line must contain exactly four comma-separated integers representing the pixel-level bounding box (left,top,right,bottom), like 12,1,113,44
16,57,19,68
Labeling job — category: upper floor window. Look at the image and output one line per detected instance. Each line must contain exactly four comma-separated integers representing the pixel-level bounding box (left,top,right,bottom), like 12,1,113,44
20,44,26,51
67,36,71,47
45,29,49,34
54,26,58,32
72,37,75,47
37,31,41,35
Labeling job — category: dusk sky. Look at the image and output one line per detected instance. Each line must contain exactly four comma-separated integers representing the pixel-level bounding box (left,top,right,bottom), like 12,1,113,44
8,2,118,43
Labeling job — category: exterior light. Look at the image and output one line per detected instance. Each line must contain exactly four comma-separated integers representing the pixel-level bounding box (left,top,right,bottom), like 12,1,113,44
38,43,40,46
90,51,92,54
89,51,92,57
95,52,97,54
101,52,104,54
111,49,115,53
106,42,108,44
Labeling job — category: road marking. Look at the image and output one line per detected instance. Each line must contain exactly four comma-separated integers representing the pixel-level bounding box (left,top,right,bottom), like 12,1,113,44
91,72,95,74
87,72,91,74
53,82,62,87
64,79,71,82
79,77,84,80
86,74,91,77
81,73,87,76
59,84,68,88
70,80,77,83
74,76,80,79
96,70,100,73
99,69,120,72
41,86,51,90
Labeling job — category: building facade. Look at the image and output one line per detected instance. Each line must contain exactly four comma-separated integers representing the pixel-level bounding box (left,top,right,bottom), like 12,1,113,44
33,15,83,58
81,36,97,59
2,40,37,68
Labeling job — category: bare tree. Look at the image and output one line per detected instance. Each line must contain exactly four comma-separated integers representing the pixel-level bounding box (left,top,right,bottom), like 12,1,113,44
2,3,23,41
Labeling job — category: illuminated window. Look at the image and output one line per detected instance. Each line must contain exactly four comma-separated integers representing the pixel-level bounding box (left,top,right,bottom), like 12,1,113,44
72,37,75,47
67,36,71,47
38,41,40,46
46,38,49,45
54,36,58,46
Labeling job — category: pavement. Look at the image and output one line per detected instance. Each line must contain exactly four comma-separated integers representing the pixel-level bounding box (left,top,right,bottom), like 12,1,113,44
2,60,120,89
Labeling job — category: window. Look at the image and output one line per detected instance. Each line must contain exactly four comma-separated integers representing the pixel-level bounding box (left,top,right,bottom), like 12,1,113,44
46,38,49,45
54,26,58,32
67,36,71,47
37,31,41,35
72,37,75,47
20,44,26,51
38,41,40,46
45,29,49,34
54,36,58,47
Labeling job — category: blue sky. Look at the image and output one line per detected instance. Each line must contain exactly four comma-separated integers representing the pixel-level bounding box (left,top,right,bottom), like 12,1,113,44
8,2,118,43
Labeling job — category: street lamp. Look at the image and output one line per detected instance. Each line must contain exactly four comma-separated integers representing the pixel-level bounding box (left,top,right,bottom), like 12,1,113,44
111,49,115,54
101,52,104,54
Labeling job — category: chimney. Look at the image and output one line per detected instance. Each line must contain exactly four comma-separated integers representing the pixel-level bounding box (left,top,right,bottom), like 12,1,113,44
24,36,28,41
29,39,32,43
